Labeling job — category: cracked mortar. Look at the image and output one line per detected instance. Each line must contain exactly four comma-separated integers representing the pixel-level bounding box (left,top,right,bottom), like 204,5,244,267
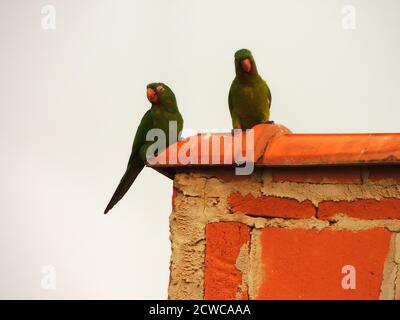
380,234,399,299
234,243,250,299
262,171,400,206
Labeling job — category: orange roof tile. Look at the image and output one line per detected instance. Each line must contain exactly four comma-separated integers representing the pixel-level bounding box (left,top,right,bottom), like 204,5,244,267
147,123,400,177
263,133,400,166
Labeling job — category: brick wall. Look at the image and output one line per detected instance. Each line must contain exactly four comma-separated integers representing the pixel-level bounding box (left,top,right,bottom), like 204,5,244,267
168,166,400,300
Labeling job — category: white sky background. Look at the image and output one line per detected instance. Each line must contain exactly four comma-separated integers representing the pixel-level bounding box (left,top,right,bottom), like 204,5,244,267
0,0,399,299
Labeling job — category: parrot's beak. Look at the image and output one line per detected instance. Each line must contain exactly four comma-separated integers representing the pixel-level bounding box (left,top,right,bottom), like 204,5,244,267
241,58,252,73
147,88,158,103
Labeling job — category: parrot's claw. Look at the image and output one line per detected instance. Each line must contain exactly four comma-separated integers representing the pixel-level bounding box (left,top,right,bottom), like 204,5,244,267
231,128,245,134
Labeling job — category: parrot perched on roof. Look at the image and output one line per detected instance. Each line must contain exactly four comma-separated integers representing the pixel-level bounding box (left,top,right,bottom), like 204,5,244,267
228,49,271,129
104,83,183,214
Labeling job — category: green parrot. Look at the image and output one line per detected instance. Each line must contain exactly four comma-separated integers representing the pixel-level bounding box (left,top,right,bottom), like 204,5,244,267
228,49,271,129
104,83,183,214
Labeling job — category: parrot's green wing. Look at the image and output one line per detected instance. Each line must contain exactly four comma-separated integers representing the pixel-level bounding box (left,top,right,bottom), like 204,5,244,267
104,110,153,214
264,79,272,110
228,88,233,113
128,109,154,165
228,84,242,129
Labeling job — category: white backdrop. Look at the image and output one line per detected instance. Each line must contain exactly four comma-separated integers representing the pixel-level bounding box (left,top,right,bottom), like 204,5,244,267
0,0,399,299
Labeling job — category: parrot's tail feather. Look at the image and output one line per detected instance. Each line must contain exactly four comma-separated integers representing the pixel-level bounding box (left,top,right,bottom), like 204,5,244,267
104,157,145,214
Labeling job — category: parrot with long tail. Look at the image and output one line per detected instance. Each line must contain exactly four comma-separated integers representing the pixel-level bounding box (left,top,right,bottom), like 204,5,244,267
104,83,183,214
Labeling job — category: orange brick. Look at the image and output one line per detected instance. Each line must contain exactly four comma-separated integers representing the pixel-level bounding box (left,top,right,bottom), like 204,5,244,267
228,192,315,219
257,228,391,300
368,166,400,183
271,167,361,184
204,222,250,300
318,198,400,220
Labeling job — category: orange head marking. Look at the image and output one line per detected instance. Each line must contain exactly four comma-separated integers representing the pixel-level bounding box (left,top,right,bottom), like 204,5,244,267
147,88,158,103
241,58,252,73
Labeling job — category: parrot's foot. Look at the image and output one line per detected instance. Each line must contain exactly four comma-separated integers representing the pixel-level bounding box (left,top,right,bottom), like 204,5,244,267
231,128,245,134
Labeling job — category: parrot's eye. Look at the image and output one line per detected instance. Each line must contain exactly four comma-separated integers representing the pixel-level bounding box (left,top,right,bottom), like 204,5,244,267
156,85,165,92
147,88,159,103
241,58,252,73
